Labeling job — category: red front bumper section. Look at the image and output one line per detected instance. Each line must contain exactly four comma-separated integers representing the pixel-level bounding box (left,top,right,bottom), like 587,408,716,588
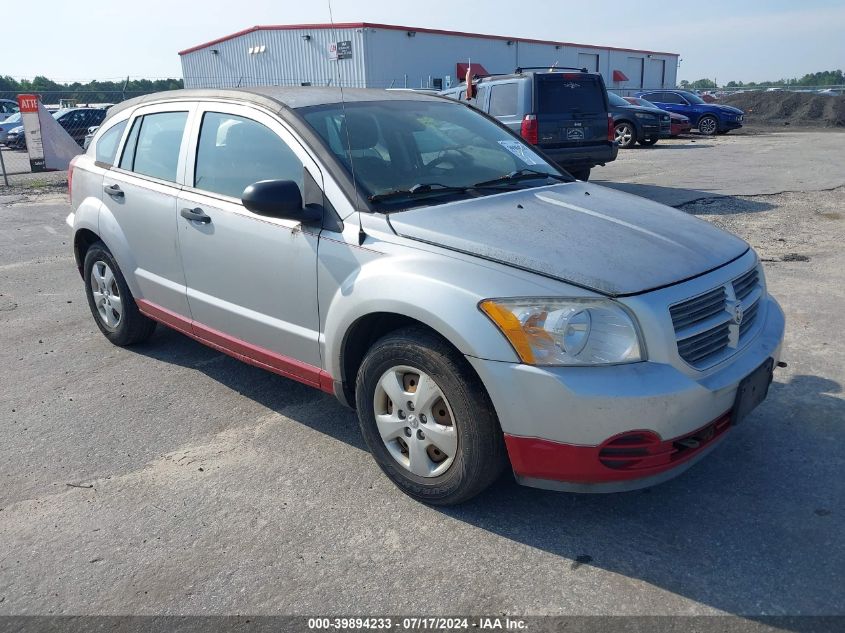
505,411,732,486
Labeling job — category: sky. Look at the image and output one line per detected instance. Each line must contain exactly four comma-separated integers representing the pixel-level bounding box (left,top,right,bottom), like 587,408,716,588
7,0,845,84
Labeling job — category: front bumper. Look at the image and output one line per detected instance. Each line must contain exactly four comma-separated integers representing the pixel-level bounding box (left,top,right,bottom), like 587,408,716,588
466,295,785,492
720,117,743,131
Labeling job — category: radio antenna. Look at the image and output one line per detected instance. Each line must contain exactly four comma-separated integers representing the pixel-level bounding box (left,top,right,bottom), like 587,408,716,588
327,0,366,245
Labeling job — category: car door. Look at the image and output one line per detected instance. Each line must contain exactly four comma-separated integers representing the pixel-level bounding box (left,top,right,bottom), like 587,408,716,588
100,103,195,318
176,103,322,369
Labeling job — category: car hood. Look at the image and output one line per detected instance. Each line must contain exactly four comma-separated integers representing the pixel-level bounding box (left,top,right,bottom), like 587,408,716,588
669,112,690,122
714,104,744,115
387,182,749,296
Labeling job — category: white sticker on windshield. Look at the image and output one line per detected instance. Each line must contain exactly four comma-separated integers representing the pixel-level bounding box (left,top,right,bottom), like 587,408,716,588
497,140,541,165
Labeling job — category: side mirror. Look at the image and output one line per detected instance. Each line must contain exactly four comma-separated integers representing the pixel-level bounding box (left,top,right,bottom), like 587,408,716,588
241,179,321,223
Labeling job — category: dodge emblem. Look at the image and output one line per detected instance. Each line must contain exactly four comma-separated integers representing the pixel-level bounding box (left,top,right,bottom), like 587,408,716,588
733,302,744,325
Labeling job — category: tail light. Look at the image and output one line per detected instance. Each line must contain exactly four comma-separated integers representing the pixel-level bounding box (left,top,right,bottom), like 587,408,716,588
68,154,80,204
520,114,538,145
607,113,615,142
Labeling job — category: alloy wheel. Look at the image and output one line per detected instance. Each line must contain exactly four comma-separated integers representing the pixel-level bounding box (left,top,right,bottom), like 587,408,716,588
90,260,122,328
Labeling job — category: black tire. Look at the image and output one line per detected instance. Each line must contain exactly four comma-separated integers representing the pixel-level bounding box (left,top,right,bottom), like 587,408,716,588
83,241,156,346
569,168,591,181
614,121,637,148
698,115,719,136
355,327,507,505
638,136,659,146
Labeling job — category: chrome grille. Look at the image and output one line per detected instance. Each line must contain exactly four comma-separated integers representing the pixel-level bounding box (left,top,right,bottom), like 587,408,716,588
732,268,759,302
671,266,764,368
670,287,726,331
677,322,731,366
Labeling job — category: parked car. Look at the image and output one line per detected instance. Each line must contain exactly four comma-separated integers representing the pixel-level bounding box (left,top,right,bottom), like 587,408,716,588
0,98,19,123
0,112,22,143
68,88,784,504
4,125,25,149
624,97,691,136
4,108,108,150
54,108,108,146
636,90,744,135
440,68,617,181
606,92,670,148
818,88,845,96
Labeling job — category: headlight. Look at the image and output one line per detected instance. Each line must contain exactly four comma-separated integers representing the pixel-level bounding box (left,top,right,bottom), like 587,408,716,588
479,298,644,366
634,112,656,120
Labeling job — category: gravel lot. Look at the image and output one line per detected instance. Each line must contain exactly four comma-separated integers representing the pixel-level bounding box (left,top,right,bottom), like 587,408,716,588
0,131,843,618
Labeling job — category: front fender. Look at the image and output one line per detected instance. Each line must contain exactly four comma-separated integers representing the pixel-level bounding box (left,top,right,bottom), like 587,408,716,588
319,243,573,382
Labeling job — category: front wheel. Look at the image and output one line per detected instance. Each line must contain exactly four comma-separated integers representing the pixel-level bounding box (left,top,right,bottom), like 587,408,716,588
614,122,637,148
639,136,658,146
698,115,719,136
355,327,506,505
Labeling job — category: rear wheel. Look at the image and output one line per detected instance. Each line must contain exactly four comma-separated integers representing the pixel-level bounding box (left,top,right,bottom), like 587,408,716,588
638,136,659,146
569,168,591,181
83,242,156,346
698,115,719,136
614,122,636,148
355,327,506,505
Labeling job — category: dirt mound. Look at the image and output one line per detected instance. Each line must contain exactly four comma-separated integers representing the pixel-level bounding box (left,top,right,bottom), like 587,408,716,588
722,91,845,128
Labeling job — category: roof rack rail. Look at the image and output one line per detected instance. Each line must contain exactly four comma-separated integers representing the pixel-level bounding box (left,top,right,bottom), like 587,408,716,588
515,66,589,73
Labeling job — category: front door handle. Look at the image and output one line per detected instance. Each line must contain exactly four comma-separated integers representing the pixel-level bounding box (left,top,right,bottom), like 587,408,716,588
103,183,124,198
181,207,212,224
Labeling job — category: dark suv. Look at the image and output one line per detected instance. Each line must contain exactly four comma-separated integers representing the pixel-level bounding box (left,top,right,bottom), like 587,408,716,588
440,68,617,180
54,108,108,146
607,92,670,148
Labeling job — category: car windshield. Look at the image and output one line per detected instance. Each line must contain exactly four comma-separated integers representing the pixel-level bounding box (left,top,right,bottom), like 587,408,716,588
3,113,21,124
682,92,706,105
300,100,568,210
607,92,630,107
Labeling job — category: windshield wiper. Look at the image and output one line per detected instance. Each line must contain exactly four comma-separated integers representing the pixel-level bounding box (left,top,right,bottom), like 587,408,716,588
473,168,571,189
369,183,470,203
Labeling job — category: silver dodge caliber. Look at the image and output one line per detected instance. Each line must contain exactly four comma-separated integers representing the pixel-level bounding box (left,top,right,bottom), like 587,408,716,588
68,88,785,504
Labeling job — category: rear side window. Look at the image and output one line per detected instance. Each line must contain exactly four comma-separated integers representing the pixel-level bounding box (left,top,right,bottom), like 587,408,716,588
656,92,686,104
94,120,127,166
120,111,187,182
194,112,303,199
537,76,606,114
489,83,518,116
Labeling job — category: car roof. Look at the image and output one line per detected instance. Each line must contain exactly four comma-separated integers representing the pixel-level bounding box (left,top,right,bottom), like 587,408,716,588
106,87,446,122
447,69,600,89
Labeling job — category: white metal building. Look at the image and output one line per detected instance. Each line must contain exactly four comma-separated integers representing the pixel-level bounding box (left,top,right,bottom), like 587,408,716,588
179,23,678,94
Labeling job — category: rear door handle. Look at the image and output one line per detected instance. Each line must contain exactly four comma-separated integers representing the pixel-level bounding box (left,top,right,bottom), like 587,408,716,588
103,183,124,198
181,207,212,224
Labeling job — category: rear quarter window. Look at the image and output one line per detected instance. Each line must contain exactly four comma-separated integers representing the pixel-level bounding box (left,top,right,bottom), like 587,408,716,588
489,83,518,116
94,120,127,166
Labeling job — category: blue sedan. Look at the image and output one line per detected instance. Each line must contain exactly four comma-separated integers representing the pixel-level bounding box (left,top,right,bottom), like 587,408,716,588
635,89,744,135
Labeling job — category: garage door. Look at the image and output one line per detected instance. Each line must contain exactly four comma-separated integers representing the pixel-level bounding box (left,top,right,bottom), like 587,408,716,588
577,53,599,72
626,57,644,90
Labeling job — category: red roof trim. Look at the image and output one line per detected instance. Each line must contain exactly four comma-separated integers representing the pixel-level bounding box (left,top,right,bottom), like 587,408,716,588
178,22,679,57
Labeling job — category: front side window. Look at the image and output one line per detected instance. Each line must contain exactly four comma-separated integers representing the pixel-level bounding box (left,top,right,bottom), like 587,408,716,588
660,92,687,105
300,100,566,210
489,83,518,116
94,120,127,166
194,112,304,199
120,111,188,182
